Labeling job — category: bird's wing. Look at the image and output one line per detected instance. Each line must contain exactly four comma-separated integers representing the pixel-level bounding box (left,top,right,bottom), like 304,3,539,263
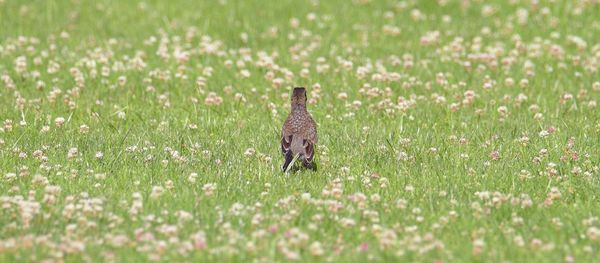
306,117,318,144
303,139,314,163
302,116,317,162
281,134,292,155
282,148,295,172
281,121,292,156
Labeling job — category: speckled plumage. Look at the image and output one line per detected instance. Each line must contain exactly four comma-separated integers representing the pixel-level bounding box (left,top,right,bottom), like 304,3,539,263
281,87,317,171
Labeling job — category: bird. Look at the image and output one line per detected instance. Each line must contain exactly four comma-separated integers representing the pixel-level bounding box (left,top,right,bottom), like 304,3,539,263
281,87,318,172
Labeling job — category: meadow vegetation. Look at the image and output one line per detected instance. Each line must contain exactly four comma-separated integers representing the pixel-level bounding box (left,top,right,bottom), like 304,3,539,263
1,0,600,261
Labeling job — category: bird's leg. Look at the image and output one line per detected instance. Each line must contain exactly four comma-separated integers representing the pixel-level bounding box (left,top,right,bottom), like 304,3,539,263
302,160,317,171
283,153,300,173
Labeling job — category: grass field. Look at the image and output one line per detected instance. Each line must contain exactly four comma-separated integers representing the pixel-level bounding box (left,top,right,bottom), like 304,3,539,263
1,0,600,262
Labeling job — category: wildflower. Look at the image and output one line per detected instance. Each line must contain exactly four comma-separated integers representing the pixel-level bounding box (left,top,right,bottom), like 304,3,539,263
519,79,529,88
55,117,66,127
79,124,89,133
192,231,207,250
358,243,369,252
309,241,324,256
472,239,485,255
587,227,600,241
118,76,127,87
150,186,165,199
205,92,223,106
370,193,381,203
490,150,500,161
240,69,251,78
5,173,17,182
396,199,407,209
188,173,198,184
497,106,508,116
244,148,256,158
202,183,217,197
67,148,79,159
165,180,174,190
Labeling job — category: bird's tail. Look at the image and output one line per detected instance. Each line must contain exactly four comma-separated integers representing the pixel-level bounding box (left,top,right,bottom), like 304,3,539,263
282,151,297,173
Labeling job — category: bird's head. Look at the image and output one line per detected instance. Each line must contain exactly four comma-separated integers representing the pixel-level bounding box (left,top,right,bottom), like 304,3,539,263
291,87,307,107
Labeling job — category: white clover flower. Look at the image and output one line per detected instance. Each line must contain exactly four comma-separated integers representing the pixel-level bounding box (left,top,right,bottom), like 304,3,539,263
55,117,65,127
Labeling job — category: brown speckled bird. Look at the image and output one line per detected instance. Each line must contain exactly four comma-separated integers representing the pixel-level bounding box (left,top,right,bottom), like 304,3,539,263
281,87,318,172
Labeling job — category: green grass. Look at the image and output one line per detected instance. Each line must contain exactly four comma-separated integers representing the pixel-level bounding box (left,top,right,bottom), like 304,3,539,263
1,0,600,262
